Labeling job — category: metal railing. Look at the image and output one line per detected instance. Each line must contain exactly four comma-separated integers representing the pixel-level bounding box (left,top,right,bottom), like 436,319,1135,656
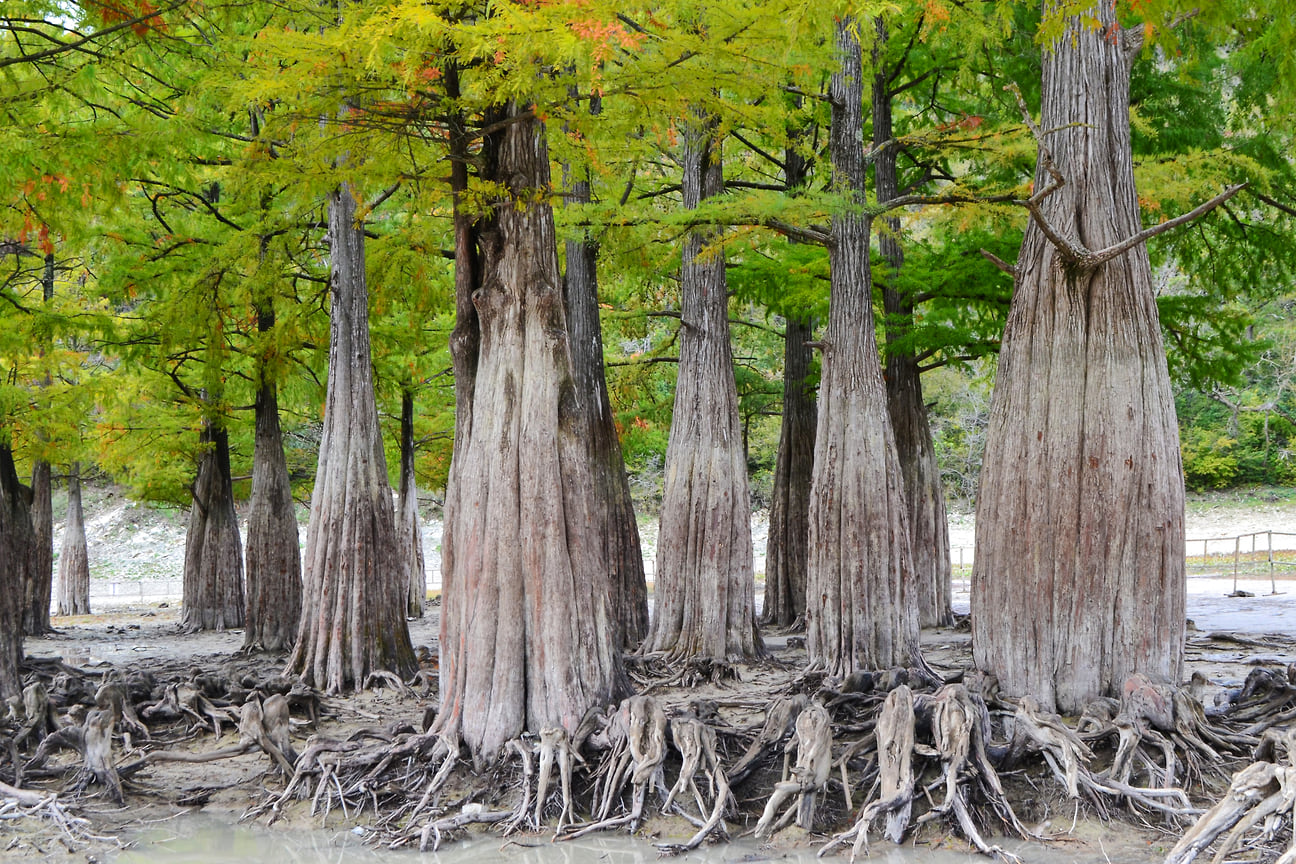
951,530,1296,595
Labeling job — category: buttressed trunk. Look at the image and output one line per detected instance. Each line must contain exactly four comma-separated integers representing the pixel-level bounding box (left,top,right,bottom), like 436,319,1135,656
563,157,648,649
972,1,1186,713
762,146,815,630
437,106,626,764
57,465,90,616
873,17,951,629
761,313,815,628
804,19,920,676
244,371,302,652
644,116,763,662
397,388,426,620
287,184,416,692
27,460,53,635
0,445,24,698
181,420,246,632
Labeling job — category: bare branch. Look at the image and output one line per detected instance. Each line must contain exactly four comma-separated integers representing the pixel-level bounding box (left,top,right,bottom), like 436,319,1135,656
763,219,831,247
1086,184,1246,269
980,249,1017,276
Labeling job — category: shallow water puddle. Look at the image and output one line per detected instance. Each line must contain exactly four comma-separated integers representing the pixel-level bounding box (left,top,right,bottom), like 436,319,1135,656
108,812,1164,864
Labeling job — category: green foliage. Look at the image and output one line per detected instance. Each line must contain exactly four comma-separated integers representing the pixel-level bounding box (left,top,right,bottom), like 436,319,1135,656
1180,427,1239,491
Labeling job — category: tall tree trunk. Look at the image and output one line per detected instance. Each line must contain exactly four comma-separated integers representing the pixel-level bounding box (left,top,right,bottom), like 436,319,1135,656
398,387,426,619
0,443,29,698
287,185,416,692
57,464,90,616
873,19,952,629
972,2,1186,713
762,313,816,628
181,420,245,632
243,334,302,652
27,460,53,634
805,20,920,676
761,148,816,630
563,134,648,648
25,251,56,635
645,116,763,662
436,101,627,764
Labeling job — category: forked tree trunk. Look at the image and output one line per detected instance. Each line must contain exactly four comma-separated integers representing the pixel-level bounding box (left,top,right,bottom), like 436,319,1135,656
972,2,1186,713
643,118,763,662
436,102,626,764
27,460,53,635
0,444,26,698
397,388,426,619
181,420,245,632
57,465,90,616
873,19,952,629
761,313,815,628
563,159,648,648
287,184,416,693
804,20,920,676
243,366,302,652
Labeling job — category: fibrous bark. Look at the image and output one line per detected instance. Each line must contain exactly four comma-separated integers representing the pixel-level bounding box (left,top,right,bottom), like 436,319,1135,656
972,1,1186,713
243,363,302,652
873,18,952,629
436,99,625,763
644,116,762,662
0,443,33,698
762,144,815,630
26,460,53,635
56,464,90,616
287,182,416,692
762,313,815,628
563,148,648,648
805,20,921,675
397,388,426,619
181,420,245,632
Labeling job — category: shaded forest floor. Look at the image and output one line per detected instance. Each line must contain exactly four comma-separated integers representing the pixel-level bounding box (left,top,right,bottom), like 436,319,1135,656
7,596,1296,863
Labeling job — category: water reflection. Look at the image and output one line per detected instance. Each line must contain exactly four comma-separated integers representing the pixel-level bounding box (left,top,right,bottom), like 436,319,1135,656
109,812,1155,864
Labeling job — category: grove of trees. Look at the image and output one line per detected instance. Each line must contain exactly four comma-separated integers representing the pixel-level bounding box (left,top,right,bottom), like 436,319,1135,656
2,0,1295,784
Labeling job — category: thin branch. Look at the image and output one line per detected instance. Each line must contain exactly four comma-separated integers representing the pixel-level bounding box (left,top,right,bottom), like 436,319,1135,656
0,3,185,70
763,218,830,247
606,356,679,368
730,130,787,173
980,249,1017,276
1086,184,1246,268
1251,189,1296,219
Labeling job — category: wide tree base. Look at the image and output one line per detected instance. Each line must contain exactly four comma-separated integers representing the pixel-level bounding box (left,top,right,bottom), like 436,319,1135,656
4,620,1295,864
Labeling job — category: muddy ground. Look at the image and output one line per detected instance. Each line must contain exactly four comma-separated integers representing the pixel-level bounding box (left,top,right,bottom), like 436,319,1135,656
6,593,1295,864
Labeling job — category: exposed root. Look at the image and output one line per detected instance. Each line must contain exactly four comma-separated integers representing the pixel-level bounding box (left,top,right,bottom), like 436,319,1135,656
655,716,731,854
821,684,914,857
728,694,805,784
754,700,832,839
1165,728,1296,864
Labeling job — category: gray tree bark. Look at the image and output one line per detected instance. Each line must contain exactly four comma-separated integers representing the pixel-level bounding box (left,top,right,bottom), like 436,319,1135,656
0,443,27,698
56,464,90,616
397,388,426,619
436,96,626,764
181,420,245,632
761,147,815,630
761,313,815,628
563,145,648,648
287,184,416,692
972,1,1186,713
243,348,302,652
27,460,53,635
804,20,921,676
873,18,952,629
643,117,763,662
